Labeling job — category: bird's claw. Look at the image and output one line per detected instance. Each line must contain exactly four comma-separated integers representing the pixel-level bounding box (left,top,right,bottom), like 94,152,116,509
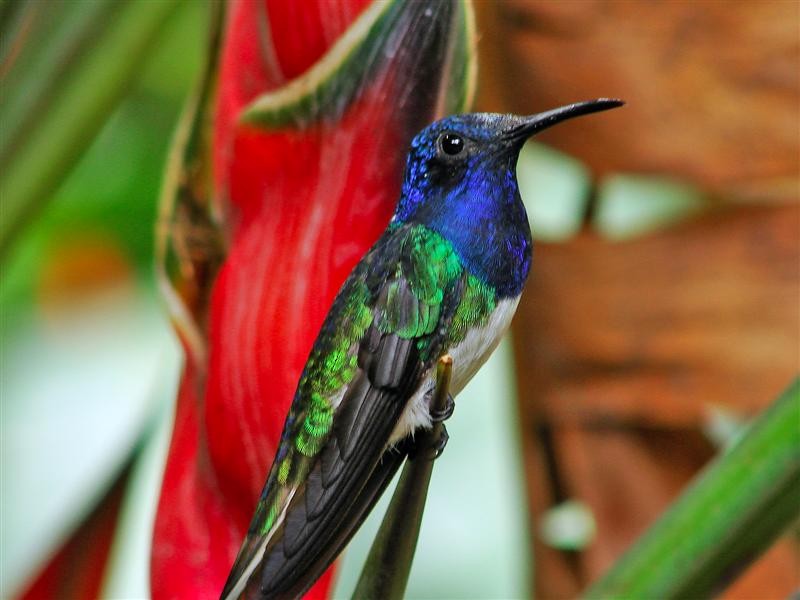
431,424,449,459
428,393,455,423
409,424,450,461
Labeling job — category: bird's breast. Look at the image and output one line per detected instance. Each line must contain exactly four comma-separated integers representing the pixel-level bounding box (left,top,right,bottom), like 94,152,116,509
388,295,521,444
447,295,520,393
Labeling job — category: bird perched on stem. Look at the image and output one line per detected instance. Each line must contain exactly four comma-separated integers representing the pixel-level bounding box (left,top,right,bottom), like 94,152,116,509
222,98,623,599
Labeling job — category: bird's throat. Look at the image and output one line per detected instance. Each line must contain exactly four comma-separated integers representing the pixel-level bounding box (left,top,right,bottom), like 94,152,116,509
398,167,532,298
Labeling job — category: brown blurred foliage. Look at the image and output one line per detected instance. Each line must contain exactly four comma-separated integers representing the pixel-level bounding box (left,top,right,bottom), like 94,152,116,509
478,0,799,202
475,1,800,598
514,205,799,599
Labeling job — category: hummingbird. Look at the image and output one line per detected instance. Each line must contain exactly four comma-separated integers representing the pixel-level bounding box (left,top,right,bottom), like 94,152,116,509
221,98,623,599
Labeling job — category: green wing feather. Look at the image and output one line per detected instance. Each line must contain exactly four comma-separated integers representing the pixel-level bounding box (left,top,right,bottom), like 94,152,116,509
448,272,496,344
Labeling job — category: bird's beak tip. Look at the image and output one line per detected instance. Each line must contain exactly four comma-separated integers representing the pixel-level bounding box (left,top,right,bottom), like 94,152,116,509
595,98,625,111
596,97,625,107
505,98,625,142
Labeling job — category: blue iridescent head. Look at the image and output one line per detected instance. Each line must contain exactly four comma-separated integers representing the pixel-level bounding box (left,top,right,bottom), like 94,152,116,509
393,99,623,297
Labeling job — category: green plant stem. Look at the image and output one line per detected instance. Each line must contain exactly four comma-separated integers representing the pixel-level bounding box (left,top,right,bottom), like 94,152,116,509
352,355,453,600
583,376,800,600
0,0,181,260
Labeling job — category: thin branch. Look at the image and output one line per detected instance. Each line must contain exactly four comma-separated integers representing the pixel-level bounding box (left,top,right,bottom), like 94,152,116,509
352,355,454,600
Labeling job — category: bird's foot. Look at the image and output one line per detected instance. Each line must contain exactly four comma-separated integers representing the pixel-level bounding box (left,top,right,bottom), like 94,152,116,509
410,424,450,461
427,392,455,423
431,424,449,459
410,390,455,461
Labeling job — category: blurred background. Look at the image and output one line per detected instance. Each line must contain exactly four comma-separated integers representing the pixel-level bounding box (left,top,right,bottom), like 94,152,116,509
1,1,201,597
475,2,799,598
1,1,797,599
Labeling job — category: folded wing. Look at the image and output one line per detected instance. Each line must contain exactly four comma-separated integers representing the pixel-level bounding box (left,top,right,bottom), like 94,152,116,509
221,224,465,599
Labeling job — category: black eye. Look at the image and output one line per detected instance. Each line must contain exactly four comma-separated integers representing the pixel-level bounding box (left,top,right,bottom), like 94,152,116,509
439,133,464,156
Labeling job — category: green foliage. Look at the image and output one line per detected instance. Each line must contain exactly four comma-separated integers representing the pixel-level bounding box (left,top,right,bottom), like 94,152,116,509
584,377,800,599
0,0,190,259
0,1,205,318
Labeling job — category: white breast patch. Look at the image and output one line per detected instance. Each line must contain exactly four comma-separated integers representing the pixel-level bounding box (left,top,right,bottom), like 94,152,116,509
388,295,520,445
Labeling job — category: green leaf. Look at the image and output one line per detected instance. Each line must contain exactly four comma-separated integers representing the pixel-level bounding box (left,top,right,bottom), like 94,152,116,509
583,377,800,599
0,0,182,259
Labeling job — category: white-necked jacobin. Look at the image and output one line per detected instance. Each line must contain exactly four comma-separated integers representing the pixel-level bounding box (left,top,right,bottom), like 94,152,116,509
221,98,623,599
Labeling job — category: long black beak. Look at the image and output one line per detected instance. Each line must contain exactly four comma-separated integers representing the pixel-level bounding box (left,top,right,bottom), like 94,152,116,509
504,98,624,143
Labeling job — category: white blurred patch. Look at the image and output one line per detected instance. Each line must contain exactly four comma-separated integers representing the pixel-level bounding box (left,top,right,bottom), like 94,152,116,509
1,285,181,597
539,500,596,552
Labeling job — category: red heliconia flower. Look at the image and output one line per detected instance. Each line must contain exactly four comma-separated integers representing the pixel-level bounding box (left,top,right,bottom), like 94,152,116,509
153,1,476,598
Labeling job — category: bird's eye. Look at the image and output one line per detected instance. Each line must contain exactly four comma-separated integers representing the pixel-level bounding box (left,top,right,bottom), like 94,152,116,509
439,133,464,156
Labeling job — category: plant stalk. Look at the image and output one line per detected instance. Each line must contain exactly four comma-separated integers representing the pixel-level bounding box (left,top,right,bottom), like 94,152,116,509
352,355,453,600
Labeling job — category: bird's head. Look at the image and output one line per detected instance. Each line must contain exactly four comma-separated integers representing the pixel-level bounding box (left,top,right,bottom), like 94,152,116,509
392,99,623,296
394,99,623,224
